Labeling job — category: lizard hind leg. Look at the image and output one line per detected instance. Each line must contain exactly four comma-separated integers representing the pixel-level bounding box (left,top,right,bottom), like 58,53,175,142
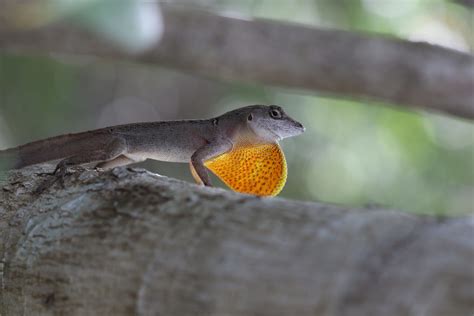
95,155,137,169
53,137,127,176
34,138,128,194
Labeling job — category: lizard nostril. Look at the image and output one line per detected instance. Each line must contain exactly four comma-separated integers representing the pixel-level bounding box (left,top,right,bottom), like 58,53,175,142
295,122,305,132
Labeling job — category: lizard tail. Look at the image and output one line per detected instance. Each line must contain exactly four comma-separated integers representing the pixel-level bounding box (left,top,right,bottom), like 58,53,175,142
0,131,99,170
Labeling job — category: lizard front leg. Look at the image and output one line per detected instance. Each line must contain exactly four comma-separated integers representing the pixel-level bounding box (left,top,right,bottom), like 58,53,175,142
190,139,233,187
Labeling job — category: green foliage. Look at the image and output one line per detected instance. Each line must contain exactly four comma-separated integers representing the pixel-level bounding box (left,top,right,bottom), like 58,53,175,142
272,93,474,215
0,55,77,140
65,0,162,52
14,0,162,52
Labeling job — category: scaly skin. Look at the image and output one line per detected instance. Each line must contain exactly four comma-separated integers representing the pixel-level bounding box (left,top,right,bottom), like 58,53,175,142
0,105,305,196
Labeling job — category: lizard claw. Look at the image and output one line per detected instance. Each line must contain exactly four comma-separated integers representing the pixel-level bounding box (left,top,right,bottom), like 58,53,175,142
203,179,213,187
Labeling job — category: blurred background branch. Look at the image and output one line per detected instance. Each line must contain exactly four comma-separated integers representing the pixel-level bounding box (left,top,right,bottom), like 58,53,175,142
453,0,474,8
1,3,473,119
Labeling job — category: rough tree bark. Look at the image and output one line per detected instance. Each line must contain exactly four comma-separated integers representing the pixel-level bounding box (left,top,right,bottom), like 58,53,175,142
1,165,473,316
0,4,473,119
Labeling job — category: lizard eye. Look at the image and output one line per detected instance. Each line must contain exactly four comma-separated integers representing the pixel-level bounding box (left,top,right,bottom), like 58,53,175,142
247,114,253,121
269,109,281,119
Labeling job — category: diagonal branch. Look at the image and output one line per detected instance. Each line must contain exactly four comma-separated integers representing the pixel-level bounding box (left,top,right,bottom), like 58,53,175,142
0,5,473,119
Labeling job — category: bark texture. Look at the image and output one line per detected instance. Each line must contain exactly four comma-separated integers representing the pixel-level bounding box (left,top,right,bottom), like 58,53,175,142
0,5,473,119
0,165,473,316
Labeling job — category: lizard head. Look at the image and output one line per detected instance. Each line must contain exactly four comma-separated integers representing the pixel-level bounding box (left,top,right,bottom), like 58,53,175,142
209,105,304,196
241,105,305,142
208,105,304,196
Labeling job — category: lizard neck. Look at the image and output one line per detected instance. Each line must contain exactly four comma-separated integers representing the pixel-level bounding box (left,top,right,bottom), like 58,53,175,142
235,127,278,148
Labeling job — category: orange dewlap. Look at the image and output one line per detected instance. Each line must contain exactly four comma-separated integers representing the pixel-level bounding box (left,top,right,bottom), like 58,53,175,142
202,142,287,196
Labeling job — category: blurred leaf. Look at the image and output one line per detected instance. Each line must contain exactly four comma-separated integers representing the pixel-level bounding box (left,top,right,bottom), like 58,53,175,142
10,0,163,52
69,0,163,52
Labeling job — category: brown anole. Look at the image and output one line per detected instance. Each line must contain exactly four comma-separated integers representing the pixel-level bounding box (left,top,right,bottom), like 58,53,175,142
0,105,305,196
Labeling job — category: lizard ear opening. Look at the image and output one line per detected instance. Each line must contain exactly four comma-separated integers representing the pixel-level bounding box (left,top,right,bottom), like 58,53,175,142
204,143,287,196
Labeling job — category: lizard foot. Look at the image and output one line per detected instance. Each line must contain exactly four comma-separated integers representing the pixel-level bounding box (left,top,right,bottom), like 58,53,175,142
33,163,70,194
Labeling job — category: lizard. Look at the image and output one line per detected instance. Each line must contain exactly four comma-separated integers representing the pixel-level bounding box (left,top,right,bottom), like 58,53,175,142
0,105,305,196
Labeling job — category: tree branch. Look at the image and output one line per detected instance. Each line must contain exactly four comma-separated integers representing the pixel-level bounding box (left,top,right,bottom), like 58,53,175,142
1,165,473,315
0,5,473,119
452,0,474,8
